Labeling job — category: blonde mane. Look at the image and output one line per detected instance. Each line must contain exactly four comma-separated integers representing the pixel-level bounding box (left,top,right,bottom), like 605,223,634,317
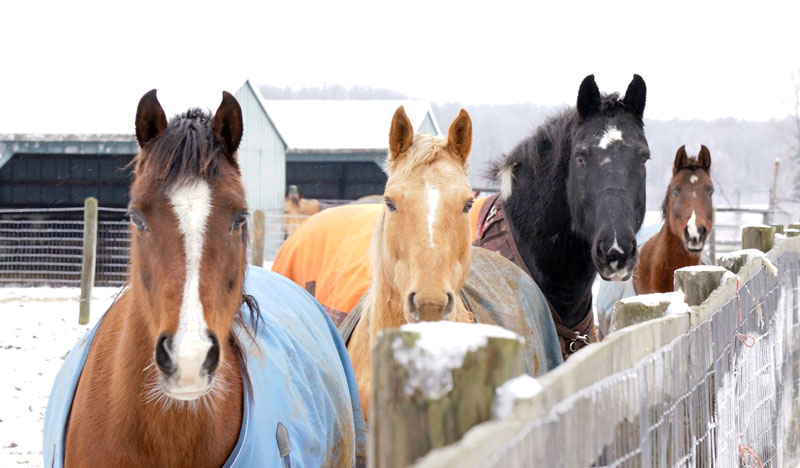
385,133,467,178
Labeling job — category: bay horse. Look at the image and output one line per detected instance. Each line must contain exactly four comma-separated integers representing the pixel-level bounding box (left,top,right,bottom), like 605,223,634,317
480,74,649,357
634,145,714,294
272,107,563,417
44,91,365,467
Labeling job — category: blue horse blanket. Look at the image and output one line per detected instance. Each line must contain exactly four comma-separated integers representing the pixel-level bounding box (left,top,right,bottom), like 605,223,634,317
43,266,367,468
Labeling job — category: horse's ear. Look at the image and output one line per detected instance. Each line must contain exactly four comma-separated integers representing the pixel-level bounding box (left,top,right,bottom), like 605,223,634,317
135,89,167,146
623,74,647,120
577,75,601,119
388,106,414,161
212,91,244,157
447,109,472,163
673,145,688,175
698,145,711,173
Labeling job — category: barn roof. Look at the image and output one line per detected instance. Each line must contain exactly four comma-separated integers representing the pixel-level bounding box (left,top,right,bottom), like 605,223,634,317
262,99,441,153
238,80,288,149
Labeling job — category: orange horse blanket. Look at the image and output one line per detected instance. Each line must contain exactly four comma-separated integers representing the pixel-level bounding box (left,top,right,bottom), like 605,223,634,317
271,199,488,325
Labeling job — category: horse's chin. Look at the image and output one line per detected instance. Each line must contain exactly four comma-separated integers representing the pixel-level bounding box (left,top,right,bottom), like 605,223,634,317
161,378,215,401
598,267,633,282
164,388,213,401
685,243,705,254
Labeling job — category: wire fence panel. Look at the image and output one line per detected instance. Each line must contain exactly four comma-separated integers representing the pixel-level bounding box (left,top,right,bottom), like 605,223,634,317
0,207,309,284
0,207,130,287
473,251,799,468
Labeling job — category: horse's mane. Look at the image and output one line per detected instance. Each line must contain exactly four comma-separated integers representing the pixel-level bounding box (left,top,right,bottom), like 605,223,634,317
488,93,630,180
134,109,240,191
387,133,466,178
131,108,259,400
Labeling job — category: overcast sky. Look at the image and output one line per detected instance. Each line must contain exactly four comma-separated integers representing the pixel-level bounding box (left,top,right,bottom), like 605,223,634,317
2,0,799,134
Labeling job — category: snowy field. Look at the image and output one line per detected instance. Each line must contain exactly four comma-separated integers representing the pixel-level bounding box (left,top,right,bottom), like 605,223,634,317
0,286,120,467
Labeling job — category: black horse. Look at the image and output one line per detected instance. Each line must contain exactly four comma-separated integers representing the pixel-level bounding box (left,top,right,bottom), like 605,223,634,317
487,74,649,349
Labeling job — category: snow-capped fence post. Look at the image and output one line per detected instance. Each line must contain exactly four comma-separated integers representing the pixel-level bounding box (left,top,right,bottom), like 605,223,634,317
251,210,265,267
369,322,526,468
608,292,687,333
78,197,98,325
673,266,730,306
785,228,800,238
741,225,775,252
771,224,784,234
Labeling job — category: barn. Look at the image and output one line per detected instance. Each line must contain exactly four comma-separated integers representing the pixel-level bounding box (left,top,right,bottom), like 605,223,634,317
261,98,440,200
0,135,138,209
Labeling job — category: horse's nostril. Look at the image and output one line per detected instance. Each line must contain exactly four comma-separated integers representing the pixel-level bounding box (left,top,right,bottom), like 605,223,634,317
155,333,175,376
407,292,419,321
203,331,220,375
698,226,708,238
444,292,455,318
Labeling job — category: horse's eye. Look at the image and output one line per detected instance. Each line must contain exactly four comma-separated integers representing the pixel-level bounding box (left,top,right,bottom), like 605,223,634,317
384,198,397,212
672,189,680,197
708,188,715,196
575,155,586,168
128,210,148,231
463,199,474,214
232,211,248,231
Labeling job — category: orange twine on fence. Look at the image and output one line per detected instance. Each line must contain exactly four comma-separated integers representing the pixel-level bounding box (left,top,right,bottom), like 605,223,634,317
738,437,764,468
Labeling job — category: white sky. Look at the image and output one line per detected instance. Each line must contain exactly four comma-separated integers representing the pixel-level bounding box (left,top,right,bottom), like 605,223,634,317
2,0,799,134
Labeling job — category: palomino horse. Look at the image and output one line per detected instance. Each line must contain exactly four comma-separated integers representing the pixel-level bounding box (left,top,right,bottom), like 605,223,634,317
634,145,714,293
273,107,563,416
477,74,649,358
44,91,365,467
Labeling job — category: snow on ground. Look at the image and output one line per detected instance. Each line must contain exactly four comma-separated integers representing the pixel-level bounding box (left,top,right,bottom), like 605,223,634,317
0,286,120,467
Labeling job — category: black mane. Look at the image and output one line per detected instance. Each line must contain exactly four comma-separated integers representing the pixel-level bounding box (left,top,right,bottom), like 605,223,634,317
136,109,239,191
488,93,630,178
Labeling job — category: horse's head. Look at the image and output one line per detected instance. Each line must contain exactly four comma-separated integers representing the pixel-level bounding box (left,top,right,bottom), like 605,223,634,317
664,145,714,253
568,74,649,281
129,90,248,402
377,106,473,322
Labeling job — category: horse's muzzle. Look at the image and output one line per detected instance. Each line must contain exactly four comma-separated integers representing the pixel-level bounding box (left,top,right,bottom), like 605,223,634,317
593,232,637,282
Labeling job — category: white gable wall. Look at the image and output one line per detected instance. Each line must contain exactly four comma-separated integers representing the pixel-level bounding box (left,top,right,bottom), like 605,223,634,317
235,82,286,215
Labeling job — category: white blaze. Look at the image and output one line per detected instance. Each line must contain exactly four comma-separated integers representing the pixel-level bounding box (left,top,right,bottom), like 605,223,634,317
689,175,698,184
598,127,623,149
687,210,700,240
169,180,213,390
426,185,440,247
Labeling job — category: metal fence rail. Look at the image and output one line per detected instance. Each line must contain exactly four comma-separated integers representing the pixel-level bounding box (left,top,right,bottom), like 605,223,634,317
419,238,800,467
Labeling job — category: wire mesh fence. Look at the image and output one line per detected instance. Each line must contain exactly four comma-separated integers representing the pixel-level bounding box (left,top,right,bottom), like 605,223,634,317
0,207,129,287
473,250,799,467
0,207,309,285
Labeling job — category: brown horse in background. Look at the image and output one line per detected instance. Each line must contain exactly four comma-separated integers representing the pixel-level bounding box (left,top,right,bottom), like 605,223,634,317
634,145,714,294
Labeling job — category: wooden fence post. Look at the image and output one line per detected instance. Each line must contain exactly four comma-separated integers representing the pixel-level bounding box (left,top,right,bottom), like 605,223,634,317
741,225,775,253
674,266,730,306
770,224,784,234
251,210,265,267
370,322,525,468
78,197,98,325
609,292,687,333
785,228,800,238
